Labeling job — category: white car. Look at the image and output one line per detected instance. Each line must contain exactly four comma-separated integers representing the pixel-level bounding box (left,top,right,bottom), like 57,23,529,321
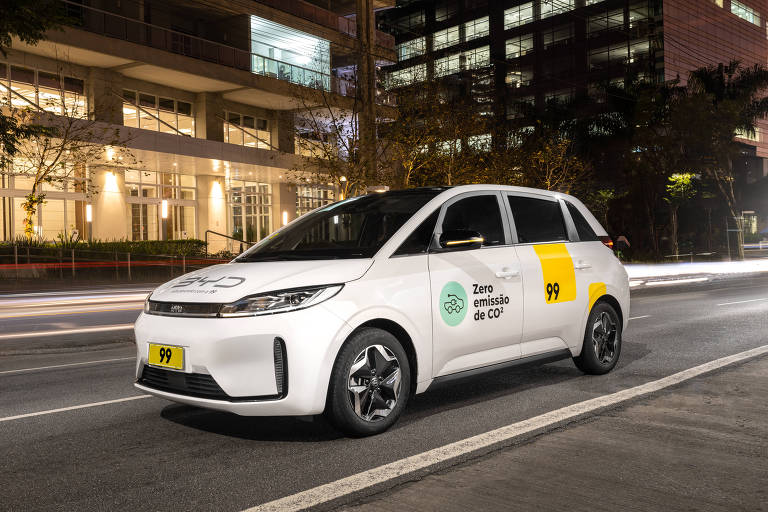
135,185,629,436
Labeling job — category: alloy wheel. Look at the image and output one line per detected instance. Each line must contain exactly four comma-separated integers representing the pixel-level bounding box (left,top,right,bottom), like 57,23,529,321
347,344,402,422
592,311,617,365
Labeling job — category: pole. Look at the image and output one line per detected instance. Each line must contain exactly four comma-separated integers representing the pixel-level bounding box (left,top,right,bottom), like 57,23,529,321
58,249,63,279
114,251,119,280
71,249,75,278
14,243,18,279
127,252,131,281
355,0,377,181
725,217,731,262
182,254,186,274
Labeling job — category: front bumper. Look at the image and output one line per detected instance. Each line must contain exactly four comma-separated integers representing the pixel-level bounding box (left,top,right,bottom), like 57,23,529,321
133,304,352,416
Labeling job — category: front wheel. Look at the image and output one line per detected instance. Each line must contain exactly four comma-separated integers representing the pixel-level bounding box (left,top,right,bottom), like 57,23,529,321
325,328,411,437
573,302,622,375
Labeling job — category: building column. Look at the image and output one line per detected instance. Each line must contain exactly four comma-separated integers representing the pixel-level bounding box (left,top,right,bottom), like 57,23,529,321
275,111,295,153
87,68,124,124
194,92,225,142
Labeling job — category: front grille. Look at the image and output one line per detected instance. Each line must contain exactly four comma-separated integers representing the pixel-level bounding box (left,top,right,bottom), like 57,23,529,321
146,301,221,317
139,365,228,400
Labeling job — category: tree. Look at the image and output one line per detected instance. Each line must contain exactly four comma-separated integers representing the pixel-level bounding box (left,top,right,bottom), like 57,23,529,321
664,172,697,257
518,134,591,194
292,73,394,198
2,75,134,240
0,0,68,171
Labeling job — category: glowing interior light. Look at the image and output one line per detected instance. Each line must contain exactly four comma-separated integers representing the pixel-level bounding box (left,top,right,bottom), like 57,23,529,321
85,204,93,223
161,200,168,219
282,211,288,226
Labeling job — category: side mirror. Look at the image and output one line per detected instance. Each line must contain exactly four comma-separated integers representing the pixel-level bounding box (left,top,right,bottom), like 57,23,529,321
439,230,484,250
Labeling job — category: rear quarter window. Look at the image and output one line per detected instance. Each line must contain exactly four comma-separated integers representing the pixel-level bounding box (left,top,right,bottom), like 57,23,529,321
566,202,599,242
507,195,568,243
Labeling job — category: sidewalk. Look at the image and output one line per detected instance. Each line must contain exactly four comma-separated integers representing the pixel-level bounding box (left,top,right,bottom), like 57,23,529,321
342,355,768,512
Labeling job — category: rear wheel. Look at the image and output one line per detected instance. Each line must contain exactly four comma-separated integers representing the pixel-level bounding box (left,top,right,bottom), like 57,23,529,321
573,301,621,375
326,328,411,437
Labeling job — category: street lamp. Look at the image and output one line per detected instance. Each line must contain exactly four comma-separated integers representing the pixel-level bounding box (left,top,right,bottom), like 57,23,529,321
161,199,168,240
85,204,93,242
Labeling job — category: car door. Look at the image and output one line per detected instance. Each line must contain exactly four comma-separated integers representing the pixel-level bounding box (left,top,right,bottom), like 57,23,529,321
505,192,589,355
428,191,524,377
562,199,614,319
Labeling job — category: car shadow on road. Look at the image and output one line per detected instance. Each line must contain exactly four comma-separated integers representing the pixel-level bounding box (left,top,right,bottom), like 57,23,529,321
159,338,650,441
160,405,343,442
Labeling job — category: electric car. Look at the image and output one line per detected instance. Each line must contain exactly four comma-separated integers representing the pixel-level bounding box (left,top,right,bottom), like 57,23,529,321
135,185,629,436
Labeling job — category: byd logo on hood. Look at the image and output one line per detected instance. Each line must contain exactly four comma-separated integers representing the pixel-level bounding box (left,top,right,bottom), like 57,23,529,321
172,275,246,288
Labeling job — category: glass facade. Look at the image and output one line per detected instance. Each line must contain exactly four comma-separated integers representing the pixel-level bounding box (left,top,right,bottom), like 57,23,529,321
224,112,271,149
122,90,195,136
296,185,335,216
0,64,86,117
250,15,331,90
230,181,272,243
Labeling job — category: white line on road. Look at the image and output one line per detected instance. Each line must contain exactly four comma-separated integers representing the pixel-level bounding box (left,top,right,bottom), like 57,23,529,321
0,324,134,340
629,315,650,321
716,298,768,306
0,357,134,375
0,395,150,423
246,344,768,512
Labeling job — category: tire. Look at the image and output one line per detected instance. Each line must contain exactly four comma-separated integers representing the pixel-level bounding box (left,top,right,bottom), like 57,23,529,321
325,327,411,437
573,301,622,375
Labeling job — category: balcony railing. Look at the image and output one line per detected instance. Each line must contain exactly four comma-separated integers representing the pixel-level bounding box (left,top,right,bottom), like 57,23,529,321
60,0,335,93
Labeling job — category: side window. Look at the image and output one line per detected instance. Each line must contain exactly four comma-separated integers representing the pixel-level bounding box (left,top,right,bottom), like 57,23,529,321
441,194,505,246
566,201,599,241
507,195,568,243
393,209,440,256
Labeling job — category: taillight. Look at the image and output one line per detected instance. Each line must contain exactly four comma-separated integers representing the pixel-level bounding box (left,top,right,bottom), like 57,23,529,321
600,236,614,249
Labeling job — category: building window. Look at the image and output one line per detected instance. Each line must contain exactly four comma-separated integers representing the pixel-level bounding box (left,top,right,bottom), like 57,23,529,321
506,33,535,59
589,42,629,68
125,170,195,241
464,17,490,41
435,2,458,22
504,3,534,29
397,37,426,61
588,9,625,36
433,25,460,50
434,46,489,77
296,185,335,216
541,0,574,19
467,133,491,151
507,95,535,119
396,10,425,29
387,64,427,87
629,39,650,62
230,181,272,242
586,0,607,4
464,46,490,68
545,88,575,103
122,90,194,137
506,67,534,88
0,65,86,117
543,24,574,49
731,0,760,25
629,2,650,27
250,16,331,90
224,112,271,149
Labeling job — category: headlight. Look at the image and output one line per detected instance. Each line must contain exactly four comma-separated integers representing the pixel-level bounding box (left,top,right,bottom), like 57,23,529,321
218,284,343,317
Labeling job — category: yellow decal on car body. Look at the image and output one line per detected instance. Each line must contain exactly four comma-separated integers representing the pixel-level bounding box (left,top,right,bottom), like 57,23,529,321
588,282,607,311
533,243,576,304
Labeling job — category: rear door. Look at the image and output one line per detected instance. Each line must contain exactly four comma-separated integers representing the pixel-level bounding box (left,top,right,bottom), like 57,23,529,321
505,192,588,355
428,192,524,377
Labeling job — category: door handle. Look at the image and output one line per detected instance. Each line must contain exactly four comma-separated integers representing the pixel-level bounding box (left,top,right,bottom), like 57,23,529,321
495,269,520,279
574,261,592,270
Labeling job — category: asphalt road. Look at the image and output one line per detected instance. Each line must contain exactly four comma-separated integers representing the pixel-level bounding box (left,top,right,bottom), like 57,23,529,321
1,276,768,511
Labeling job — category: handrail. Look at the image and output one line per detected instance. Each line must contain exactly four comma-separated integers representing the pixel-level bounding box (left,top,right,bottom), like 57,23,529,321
204,229,255,256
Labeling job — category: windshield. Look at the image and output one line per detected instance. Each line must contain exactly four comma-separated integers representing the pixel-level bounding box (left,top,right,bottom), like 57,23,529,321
235,189,444,261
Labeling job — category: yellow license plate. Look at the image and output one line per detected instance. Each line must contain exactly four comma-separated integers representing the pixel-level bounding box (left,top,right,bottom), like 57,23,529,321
148,343,184,370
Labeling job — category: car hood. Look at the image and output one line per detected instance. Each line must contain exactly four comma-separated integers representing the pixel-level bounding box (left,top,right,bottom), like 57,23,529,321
149,259,374,303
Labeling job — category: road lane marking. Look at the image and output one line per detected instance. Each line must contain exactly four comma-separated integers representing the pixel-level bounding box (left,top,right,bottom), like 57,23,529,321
0,357,134,375
0,324,134,340
628,315,650,321
0,395,150,423
0,306,142,319
246,344,768,512
716,298,768,306
644,277,709,286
